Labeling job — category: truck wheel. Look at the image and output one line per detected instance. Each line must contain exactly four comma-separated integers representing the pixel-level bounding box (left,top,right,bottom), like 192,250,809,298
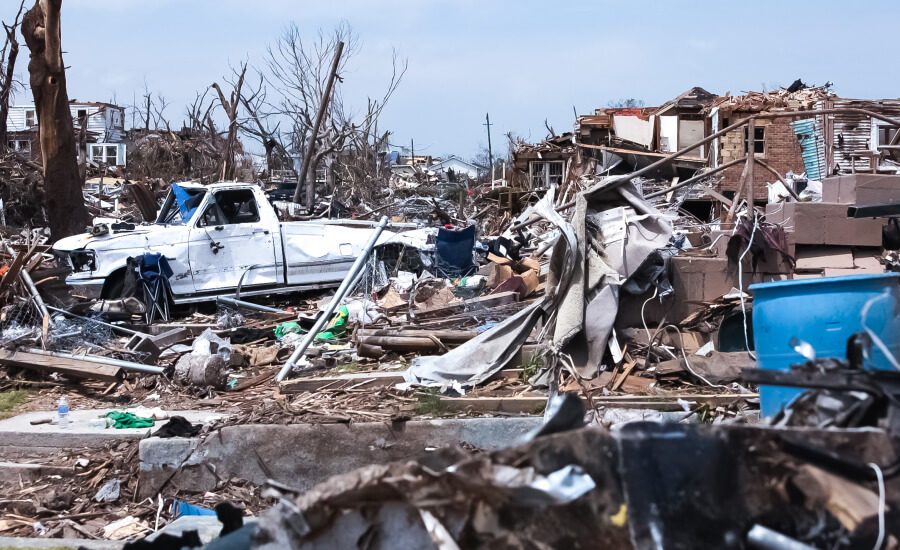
101,270,126,299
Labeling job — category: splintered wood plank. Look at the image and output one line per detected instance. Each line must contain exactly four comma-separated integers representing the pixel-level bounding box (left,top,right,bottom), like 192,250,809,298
0,349,123,382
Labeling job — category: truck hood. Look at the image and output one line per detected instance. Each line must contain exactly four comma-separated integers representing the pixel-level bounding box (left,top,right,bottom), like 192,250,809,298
52,224,181,252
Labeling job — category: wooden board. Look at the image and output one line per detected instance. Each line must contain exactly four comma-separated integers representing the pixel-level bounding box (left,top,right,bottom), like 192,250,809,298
0,349,123,382
439,393,756,414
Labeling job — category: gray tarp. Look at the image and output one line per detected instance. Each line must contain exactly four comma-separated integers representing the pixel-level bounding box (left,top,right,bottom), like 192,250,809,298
403,180,672,387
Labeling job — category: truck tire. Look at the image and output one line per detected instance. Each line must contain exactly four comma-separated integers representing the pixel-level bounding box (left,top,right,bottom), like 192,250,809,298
101,269,126,299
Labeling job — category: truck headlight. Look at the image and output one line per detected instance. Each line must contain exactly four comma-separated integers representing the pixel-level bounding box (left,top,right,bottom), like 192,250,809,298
69,250,96,272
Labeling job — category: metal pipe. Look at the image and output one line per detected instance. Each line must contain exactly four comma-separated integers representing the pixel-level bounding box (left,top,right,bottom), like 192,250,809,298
216,296,290,314
276,216,389,382
20,346,164,374
644,157,747,199
4,243,49,320
747,524,816,550
20,267,49,320
46,305,144,337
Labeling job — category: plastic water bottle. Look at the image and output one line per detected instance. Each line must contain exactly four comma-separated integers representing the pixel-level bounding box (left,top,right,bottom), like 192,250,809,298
57,397,69,430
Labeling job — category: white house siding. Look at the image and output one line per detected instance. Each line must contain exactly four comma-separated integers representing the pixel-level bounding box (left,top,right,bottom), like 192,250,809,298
7,102,125,143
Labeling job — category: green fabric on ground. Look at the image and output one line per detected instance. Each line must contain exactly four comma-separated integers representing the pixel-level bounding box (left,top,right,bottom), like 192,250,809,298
275,322,303,339
315,306,349,340
104,411,155,429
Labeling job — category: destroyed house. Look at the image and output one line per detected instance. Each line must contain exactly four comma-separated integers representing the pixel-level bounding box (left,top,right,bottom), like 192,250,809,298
510,133,577,189
6,99,127,167
574,87,717,179
706,86,900,202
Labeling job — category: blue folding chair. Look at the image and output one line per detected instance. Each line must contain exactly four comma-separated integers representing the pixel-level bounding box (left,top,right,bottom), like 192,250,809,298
435,225,477,279
138,253,174,324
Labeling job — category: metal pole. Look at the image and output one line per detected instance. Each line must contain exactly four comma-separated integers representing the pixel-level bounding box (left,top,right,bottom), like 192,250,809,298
216,296,290,314
747,524,816,550
21,346,164,374
275,216,390,382
294,41,345,208
45,304,144,336
644,157,747,199
3,243,49,320
485,112,494,186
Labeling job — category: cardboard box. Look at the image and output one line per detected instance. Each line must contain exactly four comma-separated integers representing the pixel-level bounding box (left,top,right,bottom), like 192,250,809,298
821,174,900,205
765,202,885,247
795,246,854,271
790,246,883,278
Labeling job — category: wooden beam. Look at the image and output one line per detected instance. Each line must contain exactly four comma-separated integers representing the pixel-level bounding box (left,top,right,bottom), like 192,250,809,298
0,349,123,382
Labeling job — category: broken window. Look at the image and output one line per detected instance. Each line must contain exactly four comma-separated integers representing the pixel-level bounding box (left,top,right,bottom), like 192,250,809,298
206,189,261,226
77,109,87,121
876,124,898,148
529,161,565,188
743,126,765,155
24,110,35,127
8,140,30,153
90,144,119,165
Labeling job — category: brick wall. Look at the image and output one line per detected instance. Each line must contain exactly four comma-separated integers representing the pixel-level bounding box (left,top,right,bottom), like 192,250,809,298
717,114,804,201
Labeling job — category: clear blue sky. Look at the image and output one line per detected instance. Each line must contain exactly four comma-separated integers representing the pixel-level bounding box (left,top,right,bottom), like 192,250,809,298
5,0,900,159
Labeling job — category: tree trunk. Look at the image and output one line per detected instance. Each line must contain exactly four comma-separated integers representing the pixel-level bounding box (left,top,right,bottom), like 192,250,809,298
22,0,90,240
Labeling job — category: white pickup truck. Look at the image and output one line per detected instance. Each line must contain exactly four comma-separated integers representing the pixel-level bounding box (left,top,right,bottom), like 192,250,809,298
52,181,426,303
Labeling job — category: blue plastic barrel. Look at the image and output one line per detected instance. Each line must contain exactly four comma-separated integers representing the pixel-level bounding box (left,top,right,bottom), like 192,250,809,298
749,273,900,418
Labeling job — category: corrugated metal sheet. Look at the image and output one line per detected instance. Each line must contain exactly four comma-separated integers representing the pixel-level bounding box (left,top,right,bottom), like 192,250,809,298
791,118,823,180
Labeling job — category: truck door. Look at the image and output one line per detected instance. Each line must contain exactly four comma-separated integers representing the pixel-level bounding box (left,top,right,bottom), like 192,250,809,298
188,188,281,292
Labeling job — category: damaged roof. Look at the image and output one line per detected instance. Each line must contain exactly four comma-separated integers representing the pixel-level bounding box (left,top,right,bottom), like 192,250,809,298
653,86,718,115
707,84,833,113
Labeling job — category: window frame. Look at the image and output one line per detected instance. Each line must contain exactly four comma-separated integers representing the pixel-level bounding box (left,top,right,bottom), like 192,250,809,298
743,126,766,156
198,189,262,227
529,160,565,189
24,110,35,128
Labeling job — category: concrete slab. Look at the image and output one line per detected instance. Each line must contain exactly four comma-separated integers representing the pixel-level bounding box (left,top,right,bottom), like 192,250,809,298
139,416,543,497
0,408,227,449
0,536,122,549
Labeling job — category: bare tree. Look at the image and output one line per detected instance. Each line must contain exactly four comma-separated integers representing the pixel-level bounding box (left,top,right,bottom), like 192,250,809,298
263,23,406,205
237,72,290,174
0,0,26,154
211,60,247,181
607,98,645,108
21,0,90,240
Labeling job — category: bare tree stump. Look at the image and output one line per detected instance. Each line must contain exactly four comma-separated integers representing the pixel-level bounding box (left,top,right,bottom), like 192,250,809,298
21,0,90,240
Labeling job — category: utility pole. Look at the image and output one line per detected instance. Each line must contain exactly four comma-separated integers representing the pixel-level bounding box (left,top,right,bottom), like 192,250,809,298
484,113,494,185
410,138,414,167
294,41,345,208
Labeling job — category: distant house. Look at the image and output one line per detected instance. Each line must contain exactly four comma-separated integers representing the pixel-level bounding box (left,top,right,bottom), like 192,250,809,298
6,99,127,167
427,156,479,181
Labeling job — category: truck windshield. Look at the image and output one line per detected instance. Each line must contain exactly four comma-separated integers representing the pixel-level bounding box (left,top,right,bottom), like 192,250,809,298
157,185,206,225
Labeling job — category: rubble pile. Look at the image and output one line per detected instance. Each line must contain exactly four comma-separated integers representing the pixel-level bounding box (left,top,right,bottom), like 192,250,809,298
3,81,900,548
